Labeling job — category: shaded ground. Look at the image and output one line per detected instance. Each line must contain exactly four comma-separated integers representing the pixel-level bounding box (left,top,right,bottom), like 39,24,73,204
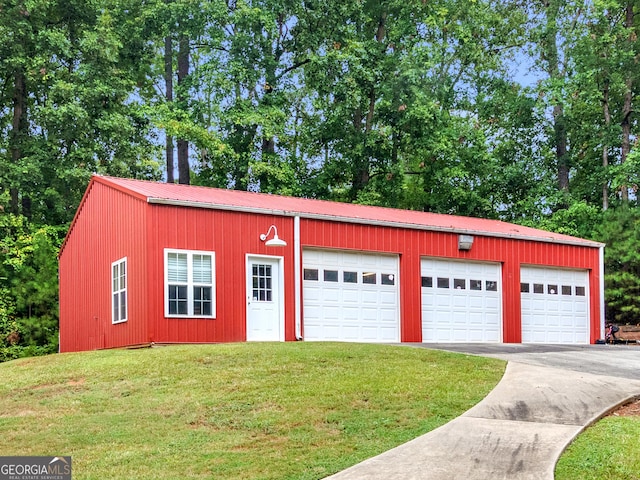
611,398,640,417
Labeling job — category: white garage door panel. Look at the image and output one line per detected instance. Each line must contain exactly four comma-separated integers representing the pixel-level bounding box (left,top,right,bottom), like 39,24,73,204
343,291,359,304
303,249,400,342
322,289,339,302
421,258,502,343
520,266,589,344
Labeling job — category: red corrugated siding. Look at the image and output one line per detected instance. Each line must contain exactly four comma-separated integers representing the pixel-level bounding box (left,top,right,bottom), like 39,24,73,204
59,182,149,352
145,205,296,344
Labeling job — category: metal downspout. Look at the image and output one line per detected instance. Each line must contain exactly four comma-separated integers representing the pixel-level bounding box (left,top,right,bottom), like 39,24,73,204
294,216,302,340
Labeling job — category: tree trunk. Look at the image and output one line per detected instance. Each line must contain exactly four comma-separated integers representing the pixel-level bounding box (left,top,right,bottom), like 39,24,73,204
165,34,175,183
602,79,610,211
619,1,634,203
177,33,190,185
10,69,28,216
554,104,569,194
542,0,569,203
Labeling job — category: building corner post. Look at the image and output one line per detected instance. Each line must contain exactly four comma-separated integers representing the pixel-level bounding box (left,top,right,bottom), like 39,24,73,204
599,245,606,340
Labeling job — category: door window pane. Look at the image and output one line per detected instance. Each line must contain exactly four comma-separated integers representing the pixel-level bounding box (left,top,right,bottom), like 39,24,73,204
362,272,377,284
422,276,433,288
437,277,449,288
253,264,273,302
381,273,395,285
343,271,357,283
304,268,318,281
324,270,339,282
454,278,466,289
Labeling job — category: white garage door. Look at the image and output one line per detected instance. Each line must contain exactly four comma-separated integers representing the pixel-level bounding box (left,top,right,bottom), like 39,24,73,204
421,258,502,342
520,266,589,344
303,249,399,342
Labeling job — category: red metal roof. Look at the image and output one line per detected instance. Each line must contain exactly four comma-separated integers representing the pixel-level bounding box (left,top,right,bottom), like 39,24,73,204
92,175,602,247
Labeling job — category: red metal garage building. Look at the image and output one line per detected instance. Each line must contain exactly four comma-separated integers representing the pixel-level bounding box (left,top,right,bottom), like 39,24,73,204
58,175,605,352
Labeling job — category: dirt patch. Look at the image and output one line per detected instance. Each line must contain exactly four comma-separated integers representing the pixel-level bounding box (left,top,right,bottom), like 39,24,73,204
609,398,640,417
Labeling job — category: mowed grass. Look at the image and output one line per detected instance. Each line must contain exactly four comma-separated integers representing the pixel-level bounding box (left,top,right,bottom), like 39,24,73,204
0,343,504,479
556,416,640,480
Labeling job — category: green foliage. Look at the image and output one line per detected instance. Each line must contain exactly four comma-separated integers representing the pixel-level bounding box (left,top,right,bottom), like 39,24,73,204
0,214,63,362
0,286,21,362
0,0,162,224
524,202,603,239
596,207,640,325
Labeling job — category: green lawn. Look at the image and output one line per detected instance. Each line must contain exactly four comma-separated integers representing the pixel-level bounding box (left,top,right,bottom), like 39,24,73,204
556,415,640,480
0,343,504,480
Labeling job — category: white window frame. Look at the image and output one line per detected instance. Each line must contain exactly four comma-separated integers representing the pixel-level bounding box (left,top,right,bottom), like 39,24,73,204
112,257,128,324
164,249,216,318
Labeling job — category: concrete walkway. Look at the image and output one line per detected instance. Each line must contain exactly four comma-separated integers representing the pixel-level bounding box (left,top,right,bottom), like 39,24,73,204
325,346,640,480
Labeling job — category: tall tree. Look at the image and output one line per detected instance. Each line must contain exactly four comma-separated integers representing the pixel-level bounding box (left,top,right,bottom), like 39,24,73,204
191,0,315,194
300,0,528,212
165,29,175,183
177,30,191,184
556,0,640,210
0,0,163,225
619,1,637,203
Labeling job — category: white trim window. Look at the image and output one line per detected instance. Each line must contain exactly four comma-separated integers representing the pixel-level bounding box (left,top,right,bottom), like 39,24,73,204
164,249,216,318
112,257,128,324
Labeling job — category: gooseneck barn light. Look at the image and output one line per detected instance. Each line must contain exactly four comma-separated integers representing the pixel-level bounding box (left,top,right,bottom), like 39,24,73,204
260,224,287,247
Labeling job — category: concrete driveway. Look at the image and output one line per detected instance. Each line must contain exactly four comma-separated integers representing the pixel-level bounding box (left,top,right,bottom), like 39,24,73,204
408,343,640,380
326,343,640,480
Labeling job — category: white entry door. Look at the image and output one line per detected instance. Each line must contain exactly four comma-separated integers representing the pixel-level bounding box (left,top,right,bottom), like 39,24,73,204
246,256,284,341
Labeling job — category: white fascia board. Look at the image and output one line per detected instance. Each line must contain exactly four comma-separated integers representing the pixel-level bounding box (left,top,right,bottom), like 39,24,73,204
147,197,605,249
